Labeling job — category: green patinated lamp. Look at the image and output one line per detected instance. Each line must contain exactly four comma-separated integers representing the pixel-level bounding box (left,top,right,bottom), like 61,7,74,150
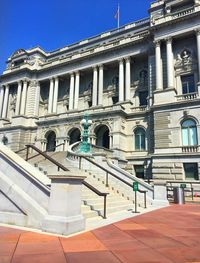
79,113,92,153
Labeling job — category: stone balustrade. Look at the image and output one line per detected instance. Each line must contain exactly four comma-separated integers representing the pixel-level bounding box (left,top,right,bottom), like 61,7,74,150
176,92,198,101
182,146,199,153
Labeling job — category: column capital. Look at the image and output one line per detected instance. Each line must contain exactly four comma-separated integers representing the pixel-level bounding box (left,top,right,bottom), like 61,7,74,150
118,58,124,63
92,65,98,70
165,37,173,44
54,76,59,81
98,64,104,69
154,40,161,47
195,28,200,36
125,56,131,63
75,71,80,76
17,80,22,85
23,78,29,84
70,72,75,77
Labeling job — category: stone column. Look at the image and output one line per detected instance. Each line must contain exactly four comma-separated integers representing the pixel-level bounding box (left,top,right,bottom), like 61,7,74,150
119,59,124,102
48,78,54,114
15,81,22,115
69,73,75,110
34,81,40,116
196,29,200,82
125,57,131,101
20,80,28,115
148,55,154,107
2,85,9,119
92,66,98,107
98,65,104,105
155,40,163,90
74,71,80,109
166,37,174,88
53,77,59,113
0,85,5,118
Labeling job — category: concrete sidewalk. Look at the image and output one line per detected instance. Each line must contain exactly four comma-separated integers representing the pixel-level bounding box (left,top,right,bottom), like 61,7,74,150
1,204,200,262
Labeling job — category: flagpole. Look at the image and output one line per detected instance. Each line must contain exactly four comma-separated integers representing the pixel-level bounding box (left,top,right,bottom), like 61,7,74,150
118,3,120,29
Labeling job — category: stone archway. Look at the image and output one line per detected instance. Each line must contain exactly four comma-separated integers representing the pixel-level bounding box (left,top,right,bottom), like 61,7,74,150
95,125,110,149
68,128,81,145
45,131,56,152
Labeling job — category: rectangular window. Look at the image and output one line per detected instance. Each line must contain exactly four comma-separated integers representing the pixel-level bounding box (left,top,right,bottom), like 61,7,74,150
183,163,199,180
181,75,195,94
190,127,197,146
134,165,145,179
182,128,189,146
139,91,148,106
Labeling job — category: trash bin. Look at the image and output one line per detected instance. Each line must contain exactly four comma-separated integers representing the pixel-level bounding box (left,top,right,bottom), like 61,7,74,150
173,187,185,204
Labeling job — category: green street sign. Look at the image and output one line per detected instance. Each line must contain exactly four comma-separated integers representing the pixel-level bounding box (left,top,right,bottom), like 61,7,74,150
180,183,187,189
133,182,139,192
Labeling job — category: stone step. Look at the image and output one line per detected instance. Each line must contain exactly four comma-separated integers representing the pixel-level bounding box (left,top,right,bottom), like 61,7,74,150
89,200,133,211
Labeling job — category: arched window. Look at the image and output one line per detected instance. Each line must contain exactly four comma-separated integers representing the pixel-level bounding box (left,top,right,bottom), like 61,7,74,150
134,128,146,151
181,119,197,146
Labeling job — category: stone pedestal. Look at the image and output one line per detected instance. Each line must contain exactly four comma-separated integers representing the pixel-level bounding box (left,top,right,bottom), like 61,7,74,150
153,88,176,105
42,172,86,236
153,180,169,206
197,82,200,96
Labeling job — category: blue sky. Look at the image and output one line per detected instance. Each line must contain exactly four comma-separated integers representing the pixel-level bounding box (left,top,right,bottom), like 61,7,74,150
0,0,152,73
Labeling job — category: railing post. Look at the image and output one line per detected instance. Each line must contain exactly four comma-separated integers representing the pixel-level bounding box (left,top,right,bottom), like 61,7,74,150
134,191,138,213
26,146,29,161
106,172,109,187
191,186,194,200
79,156,82,170
103,195,107,219
144,192,147,208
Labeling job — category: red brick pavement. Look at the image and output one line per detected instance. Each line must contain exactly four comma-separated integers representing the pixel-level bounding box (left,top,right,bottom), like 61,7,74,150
1,205,200,263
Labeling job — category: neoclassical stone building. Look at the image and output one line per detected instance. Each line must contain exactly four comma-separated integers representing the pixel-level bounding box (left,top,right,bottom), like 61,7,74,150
0,0,200,180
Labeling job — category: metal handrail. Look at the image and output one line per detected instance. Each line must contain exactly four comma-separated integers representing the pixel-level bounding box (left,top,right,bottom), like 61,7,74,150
79,155,147,208
167,180,200,201
25,144,70,171
24,144,108,218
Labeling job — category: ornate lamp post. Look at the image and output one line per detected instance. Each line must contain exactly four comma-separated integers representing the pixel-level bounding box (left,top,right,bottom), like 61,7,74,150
79,113,92,153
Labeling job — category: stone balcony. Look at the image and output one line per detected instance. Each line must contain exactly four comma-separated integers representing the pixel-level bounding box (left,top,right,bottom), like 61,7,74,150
182,145,199,153
152,5,200,26
176,92,199,102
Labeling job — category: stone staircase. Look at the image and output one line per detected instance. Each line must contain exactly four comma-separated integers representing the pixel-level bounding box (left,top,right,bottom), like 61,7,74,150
25,151,147,220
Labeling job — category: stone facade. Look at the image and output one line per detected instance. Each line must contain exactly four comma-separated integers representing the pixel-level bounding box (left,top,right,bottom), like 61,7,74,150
1,0,200,180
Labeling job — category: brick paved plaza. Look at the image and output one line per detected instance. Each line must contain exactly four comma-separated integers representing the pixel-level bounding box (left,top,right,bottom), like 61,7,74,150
1,204,200,263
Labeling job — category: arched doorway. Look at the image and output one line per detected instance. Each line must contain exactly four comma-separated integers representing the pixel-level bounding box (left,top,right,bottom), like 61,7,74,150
46,131,56,152
69,128,81,145
95,125,110,149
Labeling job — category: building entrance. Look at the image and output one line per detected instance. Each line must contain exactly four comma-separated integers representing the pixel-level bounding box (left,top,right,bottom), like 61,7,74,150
46,131,56,152
95,125,110,149
69,128,81,145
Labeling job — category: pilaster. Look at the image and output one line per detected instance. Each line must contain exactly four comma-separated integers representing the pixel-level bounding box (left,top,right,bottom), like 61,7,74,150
125,57,131,101
92,66,98,107
2,85,9,119
69,73,75,110
155,40,163,90
74,71,80,109
53,77,59,113
15,81,22,115
0,85,5,118
166,37,174,89
98,65,104,105
20,80,28,115
48,78,54,114
119,59,124,102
